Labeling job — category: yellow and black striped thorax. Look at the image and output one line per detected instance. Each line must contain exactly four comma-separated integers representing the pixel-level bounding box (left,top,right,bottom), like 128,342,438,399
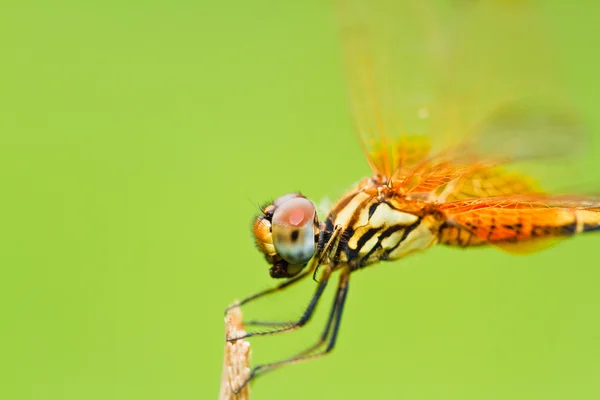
321,180,444,270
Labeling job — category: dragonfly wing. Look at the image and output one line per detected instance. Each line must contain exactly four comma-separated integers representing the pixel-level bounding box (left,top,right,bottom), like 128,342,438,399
337,0,584,184
440,196,600,253
337,0,450,176
430,167,540,202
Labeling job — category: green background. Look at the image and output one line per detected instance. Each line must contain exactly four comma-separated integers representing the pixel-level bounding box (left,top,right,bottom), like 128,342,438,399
1,1,599,399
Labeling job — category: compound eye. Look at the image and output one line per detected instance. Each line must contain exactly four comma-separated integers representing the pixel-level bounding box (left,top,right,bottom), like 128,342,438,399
271,197,317,265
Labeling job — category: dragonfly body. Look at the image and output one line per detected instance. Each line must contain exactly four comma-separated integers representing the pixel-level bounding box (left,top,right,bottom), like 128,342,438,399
226,0,600,393
323,175,444,270
324,175,600,272
234,174,600,393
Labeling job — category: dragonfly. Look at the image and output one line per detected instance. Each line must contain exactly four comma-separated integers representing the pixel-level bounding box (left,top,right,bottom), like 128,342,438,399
226,0,600,392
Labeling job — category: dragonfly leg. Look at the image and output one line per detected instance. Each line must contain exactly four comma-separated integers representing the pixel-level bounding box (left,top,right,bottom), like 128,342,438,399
227,266,333,341
224,266,313,315
245,265,340,328
232,268,350,394
292,268,346,357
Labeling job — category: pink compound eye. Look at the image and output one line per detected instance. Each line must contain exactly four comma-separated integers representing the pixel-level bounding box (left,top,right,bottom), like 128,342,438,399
271,196,317,265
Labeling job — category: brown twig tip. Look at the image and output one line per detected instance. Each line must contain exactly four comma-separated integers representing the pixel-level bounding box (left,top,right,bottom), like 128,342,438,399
219,302,251,400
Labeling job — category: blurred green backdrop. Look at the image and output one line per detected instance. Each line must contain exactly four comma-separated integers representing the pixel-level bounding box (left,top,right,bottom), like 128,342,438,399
1,1,600,399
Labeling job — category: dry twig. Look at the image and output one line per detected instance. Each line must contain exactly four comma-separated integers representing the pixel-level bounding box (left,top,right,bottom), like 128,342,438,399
219,304,251,400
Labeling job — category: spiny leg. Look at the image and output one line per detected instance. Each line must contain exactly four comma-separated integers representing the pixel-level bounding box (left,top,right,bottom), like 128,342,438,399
293,269,345,357
224,265,315,316
296,268,349,358
313,225,344,282
233,268,350,394
245,274,331,327
227,266,333,341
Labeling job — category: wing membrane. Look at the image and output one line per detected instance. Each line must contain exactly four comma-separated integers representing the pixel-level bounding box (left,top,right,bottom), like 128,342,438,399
337,0,584,186
337,0,447,176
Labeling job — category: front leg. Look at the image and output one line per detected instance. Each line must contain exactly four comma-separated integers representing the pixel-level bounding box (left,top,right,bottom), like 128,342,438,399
226,266,332,341
224,266,313,316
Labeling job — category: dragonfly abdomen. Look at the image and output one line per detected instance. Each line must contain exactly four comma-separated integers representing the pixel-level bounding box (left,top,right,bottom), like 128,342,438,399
440,209,600,249
438,224,486,247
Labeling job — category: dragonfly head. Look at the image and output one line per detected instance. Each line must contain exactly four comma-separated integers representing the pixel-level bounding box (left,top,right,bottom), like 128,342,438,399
253,193,319,279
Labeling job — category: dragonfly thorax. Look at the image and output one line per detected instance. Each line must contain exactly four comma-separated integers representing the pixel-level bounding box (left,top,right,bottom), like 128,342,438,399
323,179,444,270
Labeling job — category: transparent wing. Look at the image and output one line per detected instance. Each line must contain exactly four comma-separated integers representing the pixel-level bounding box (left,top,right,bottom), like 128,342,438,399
337,0,446,176
336,0,584,184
